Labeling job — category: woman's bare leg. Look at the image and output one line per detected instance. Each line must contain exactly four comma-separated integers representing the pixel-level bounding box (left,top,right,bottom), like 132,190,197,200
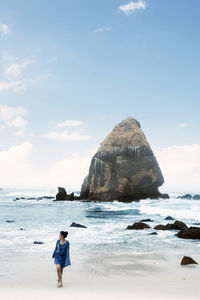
56,264,62,283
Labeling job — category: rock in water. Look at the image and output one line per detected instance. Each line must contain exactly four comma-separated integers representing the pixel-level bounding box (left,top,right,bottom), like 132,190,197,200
56,187,68,200
154,224,168,231
177,194,192,200
55,187,80,201
70,222,87,228
165,216,175,220
140,218,154,222
154,221,187,231
126,222,150,230
193,194,200,200
81,118,167,201
176,227,200,239
181,256,198,265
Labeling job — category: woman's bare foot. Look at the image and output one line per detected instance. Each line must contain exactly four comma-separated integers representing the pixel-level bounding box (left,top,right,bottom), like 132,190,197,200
57,281,63,288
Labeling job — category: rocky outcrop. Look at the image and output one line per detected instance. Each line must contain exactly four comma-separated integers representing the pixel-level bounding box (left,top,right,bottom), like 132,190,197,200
181,256,198,265
177,194,192,200
177,194,200,200
56,187,67,200
81,118,168,201
126,222,150,230
176,227,200,239
55,187,80,201
154,221,187,231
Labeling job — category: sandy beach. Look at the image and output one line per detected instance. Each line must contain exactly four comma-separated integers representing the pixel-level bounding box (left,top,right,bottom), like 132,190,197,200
1,251,200,300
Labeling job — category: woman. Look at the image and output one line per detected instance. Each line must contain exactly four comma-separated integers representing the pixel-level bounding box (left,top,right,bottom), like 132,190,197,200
52,231,71,287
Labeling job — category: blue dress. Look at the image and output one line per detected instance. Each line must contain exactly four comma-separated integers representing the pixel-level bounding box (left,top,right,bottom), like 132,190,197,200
52,239,71,268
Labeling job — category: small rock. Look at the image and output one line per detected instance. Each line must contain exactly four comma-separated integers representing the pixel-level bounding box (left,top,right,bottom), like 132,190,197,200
166,221,187,230
181,256,198,265
33,241,44,245
154,224,168,230
148,232,158,235
5,220,15,223
193,194,200,200
126,222,150,230
19,228,25,230
177,194,192,200
165,216,175,220
140,218,154,222
162,193,170,199
39,196,54,200
70,222,87,228
154,221,187,231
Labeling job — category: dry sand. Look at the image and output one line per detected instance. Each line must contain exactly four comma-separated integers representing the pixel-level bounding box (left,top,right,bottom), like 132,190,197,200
1,252,200,300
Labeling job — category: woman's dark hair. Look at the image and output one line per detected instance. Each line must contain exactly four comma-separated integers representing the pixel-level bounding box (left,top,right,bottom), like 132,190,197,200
60,231,68,238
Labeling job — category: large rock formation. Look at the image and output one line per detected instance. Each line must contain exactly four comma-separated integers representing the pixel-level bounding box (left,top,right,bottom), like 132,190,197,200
80,117,168,201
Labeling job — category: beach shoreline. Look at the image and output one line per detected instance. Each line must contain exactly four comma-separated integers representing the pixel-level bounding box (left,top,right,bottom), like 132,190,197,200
1,194,200,299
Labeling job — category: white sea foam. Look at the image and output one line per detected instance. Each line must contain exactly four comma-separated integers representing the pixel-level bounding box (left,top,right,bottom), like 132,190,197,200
0,190,200,260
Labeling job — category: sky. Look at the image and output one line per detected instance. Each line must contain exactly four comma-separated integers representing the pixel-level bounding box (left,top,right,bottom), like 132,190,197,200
0,0,200,193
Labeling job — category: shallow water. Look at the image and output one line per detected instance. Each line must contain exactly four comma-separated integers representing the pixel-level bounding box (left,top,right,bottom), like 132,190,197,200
0,189,200,262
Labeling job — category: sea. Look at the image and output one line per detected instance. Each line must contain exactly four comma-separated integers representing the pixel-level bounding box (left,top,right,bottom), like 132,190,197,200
0,188,200,266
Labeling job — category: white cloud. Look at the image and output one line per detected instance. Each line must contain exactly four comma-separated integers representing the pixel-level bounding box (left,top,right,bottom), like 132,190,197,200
4,59,36,79
0,74,48,92
57,120,84,128
4,63,21,78
93,26,112,33
0,104,28,128
10,116,28,127
0,55,48,92
156,144,200,193
119,1,146,15
45,155,91,190
177,122,189,129
0,142,97,190
0,23,11,35
0,80,23,92
30,147,97,190
14,129,25,136
44,130,91,142
0,142,34,187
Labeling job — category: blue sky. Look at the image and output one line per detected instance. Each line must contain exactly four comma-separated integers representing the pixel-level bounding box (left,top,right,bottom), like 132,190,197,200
0,0,200,192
